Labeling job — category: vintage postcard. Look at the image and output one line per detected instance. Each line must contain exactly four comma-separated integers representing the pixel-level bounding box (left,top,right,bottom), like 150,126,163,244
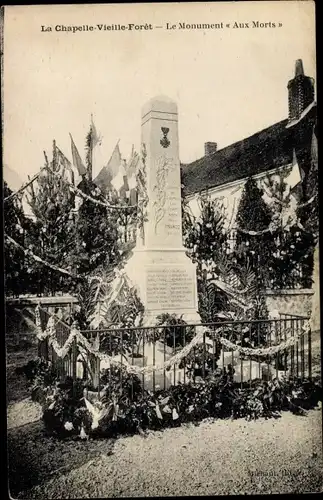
3,1,321,498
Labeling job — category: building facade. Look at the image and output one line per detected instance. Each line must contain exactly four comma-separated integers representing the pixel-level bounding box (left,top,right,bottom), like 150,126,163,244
181,59,317,236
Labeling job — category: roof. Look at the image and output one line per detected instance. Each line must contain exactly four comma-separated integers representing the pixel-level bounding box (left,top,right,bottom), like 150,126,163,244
181,119,296,195
285,100,317,129
181,99,317,195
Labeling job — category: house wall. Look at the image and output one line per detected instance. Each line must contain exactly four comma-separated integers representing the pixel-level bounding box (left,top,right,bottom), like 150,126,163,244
186,161,301,232
263,288,314,318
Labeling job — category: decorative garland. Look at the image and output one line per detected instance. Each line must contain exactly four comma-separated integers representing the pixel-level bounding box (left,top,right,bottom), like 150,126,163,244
217,325,309,357
5,234,82,279
298,194,317,209
4,167,47,202
35,305,52,340
5,234,110,292
269,193,317,209
234,217,306,237
68,182,137,211
35,305,311,375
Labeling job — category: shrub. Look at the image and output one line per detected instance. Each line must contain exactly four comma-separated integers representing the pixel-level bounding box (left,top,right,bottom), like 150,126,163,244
25,356,322,439
16,358,58,401
155,313,195,348
42,377,90,437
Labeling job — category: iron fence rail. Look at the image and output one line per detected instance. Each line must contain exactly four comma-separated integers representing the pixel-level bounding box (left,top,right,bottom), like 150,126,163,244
36,312,313,397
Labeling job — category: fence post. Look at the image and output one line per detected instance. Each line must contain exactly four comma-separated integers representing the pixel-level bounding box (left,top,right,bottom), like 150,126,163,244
91,332,100,391
71,321,79,382
308,323,312,380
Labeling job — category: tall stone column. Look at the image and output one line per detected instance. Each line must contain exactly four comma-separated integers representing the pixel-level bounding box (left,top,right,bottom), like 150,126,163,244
124,95,200,325
310,244,320,332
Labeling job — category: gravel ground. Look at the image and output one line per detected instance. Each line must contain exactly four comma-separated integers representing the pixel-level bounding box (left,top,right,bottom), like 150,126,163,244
7,398,43,430
7,337,322,498
13,408,322,498
6,342,38,403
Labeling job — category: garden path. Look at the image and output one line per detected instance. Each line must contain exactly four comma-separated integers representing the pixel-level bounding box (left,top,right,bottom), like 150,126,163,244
14,408,323,498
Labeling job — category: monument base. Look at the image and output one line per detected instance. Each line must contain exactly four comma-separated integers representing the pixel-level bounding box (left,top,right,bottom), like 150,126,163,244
123,247,201,326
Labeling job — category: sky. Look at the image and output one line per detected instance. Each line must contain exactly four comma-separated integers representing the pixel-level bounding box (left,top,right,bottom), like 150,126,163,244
3,2,316,188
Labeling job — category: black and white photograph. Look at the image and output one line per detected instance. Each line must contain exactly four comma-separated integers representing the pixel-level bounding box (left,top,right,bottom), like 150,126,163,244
3,1,321,497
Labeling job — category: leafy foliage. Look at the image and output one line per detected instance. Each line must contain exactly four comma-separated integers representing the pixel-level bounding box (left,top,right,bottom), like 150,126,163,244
196,273,230,323
26,144,76,295
41,377,89,437
264,167,315,289
183,194,231,320
33,359,322,438
70,178,120,277
16,358,58,405
234,177,274,286
4,182,29,296
184,194,227,267
155,313,195,348
299,126,319,238
72,277,103,330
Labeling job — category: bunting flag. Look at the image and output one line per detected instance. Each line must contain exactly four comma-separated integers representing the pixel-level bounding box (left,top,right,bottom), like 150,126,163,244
90,116,104,181
47,164,135,209
311,125,318,165
129,188,138,208
56,146,74,185
122,149,139,201
93,141,122,191
90,116,101,148
70,133,87,177
286,150,301,189
4,167,46,203
126,148,139,177
107,142,122,178
92,165,113,191
112,159,127,192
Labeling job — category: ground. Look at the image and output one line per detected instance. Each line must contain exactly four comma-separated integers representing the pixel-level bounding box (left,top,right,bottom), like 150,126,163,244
6,334,323,499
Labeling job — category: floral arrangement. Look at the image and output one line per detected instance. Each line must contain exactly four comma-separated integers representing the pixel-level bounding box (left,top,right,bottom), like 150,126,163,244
19,357,322,440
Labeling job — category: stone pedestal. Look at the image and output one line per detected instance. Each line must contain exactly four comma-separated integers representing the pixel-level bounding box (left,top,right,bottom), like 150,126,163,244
124,96,200,325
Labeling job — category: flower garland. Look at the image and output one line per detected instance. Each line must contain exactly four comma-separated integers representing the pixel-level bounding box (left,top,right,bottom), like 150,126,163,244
269,193,317,209
217,324,309,357
4,167,47,202
234,217,306,237
5,234,82,279
35,306,56,341
68,182,136,211
5,235,110,292
36,306,311,375
35,305,48,340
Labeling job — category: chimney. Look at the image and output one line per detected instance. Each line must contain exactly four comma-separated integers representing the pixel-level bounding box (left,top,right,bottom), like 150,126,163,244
204,142,217,157
287,59,315,122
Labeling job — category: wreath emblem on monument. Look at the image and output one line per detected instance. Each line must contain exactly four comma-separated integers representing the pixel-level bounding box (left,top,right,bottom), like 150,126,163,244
160,127,170,148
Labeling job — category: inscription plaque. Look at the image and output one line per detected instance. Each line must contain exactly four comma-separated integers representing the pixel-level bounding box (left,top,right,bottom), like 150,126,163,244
165,188,181,237
146,266,196,310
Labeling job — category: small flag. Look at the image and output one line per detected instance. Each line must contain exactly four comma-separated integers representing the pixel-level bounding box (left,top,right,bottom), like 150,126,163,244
90,115,101,149
90,116,104,180
56,146,74,184
107,142,122,178
127,173,137,191
311,127,318,165
126,150,139,176
129,188,137,206
287,149,301,188
93,141,121,191
111,158,127,192
70,134,87,176
93,165,113,191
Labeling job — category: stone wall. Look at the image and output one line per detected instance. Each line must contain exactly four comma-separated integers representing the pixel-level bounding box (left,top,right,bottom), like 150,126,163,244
263,288,314,317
